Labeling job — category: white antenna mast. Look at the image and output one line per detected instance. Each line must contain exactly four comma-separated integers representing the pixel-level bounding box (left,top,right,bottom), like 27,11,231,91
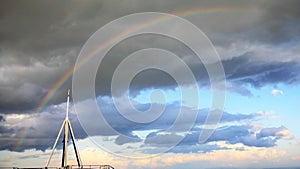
66,89,70,120
46,89,82,168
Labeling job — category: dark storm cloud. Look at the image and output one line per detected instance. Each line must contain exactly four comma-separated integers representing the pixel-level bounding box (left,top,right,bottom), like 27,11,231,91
223,52,300,89
0,83,45,112
258,0,300,44
0,0,300,112
201,0,300,45
0,0,106,112
0,1,103,52
95,35,300,98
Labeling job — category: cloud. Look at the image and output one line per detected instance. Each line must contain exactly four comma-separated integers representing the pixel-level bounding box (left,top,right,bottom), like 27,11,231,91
0,93,293,153
297,137,300,145
223,52,300,88
7,143,296,169
271,89,284,96
115,133,142,145
0,96,262,152
0,125,14,134
257,126,293,140
0,103,87,152
0,115,5,122
0,0,299,111
143,124,293,152
75,96,261,137
0,83,46,112
0,94,292,153
209,125,293,147
256,111,272,116
167,143,230,154
258,0,300,44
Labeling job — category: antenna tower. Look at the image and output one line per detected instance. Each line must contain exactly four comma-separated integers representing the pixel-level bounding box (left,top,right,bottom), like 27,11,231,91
46,90,82,168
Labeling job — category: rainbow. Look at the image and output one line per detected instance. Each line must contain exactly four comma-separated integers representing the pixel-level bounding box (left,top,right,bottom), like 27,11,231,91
10,6,258,165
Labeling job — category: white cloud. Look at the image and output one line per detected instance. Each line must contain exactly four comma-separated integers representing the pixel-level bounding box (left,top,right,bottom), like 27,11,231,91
256,111,272,116
4,139,300,169
60,141,298,169
297,138,300,145
271,89,284,96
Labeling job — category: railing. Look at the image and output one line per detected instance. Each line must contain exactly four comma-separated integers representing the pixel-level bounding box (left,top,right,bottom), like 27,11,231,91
13,165,114,169
70,165,114,169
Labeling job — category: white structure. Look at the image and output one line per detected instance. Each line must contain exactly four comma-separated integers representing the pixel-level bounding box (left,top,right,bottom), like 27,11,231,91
46,90,82,168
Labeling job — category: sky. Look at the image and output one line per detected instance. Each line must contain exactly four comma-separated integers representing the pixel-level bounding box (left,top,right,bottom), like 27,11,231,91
0,0,300,168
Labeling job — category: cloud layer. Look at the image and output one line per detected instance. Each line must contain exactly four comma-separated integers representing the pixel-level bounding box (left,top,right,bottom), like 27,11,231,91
0,98,293,153
0,0,300,112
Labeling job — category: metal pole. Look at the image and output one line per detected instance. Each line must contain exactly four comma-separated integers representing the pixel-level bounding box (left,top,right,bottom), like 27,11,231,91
62,120,69,167
62,90,70,167
66,90,70,120
45,121,65,167
68,121,82,167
